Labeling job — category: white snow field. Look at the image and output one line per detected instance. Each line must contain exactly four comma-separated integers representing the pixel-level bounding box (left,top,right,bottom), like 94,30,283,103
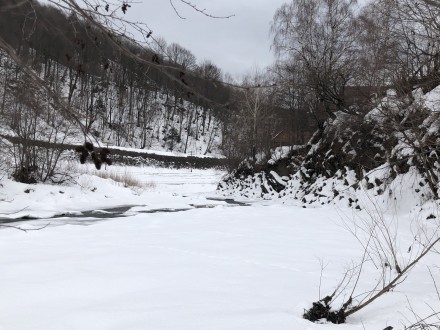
0,165,438,329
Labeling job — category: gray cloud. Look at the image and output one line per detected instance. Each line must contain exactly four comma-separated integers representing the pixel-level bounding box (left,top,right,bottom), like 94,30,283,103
125,0,287,78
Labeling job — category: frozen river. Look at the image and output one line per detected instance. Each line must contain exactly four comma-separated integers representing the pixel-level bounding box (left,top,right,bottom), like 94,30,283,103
0,166,438,330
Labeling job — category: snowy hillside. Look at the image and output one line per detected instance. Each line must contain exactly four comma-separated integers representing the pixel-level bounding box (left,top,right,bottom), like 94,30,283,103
0,57,224,157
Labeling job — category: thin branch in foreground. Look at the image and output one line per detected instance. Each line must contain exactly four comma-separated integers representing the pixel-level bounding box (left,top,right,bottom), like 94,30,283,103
305,201,440,324
346,237,440,317
169,0,186,19
177,0,235,19
0,223,50,233
0,206,29,215
428,267,440,301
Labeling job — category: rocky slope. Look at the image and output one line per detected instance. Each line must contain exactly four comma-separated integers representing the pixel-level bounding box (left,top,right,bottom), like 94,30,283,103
218,88,440,211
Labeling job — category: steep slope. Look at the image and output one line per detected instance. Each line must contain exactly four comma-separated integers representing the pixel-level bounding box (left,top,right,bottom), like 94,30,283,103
219,88,440,211
0,0,230,163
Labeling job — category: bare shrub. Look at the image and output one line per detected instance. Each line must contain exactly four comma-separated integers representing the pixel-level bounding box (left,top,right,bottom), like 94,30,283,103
304,203,440,324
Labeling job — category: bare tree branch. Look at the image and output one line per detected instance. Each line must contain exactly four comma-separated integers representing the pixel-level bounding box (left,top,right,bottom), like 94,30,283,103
0,223,50,232
173,0,234,19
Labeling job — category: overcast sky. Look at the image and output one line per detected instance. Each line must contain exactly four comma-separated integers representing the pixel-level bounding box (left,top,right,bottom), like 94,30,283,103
124,0,288,79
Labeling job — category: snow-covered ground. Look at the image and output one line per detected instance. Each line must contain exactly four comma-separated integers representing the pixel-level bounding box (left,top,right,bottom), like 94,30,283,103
0,165,438,329
0,163,226,220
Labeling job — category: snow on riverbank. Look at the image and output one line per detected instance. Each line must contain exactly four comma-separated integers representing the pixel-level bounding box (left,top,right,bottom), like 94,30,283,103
0,164,226,220
0,165,438,329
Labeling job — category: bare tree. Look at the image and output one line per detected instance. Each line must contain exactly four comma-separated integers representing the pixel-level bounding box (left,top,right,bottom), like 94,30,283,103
270,59,316,143
166,43,197,71
271,0,360,118
387,0,440,93
355,0,399,89
222,68,279,166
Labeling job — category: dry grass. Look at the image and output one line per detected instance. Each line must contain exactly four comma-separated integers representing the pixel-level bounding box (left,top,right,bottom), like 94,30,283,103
66,161,155,192
92,169,142,188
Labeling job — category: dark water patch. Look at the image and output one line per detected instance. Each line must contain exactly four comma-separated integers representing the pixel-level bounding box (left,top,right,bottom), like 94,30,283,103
63,205,136,219
206,197,250,206
0,198,249,226
0,216,39,223
190,204,217,209
130,207,193,214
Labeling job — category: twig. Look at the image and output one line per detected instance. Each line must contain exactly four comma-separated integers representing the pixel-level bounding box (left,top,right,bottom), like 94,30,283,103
0,223,50,233
169,0,186,19
318,258,328,299
346,237,440,317
177,0,234,19
428,266,440,301
0,206,29,215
